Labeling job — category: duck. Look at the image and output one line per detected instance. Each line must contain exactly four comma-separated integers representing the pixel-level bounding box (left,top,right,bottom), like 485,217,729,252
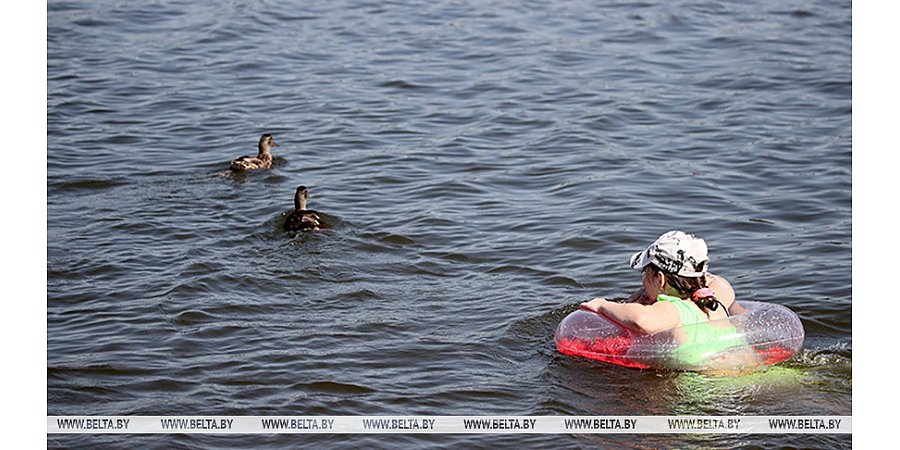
229,134,279,172
284,185,326,232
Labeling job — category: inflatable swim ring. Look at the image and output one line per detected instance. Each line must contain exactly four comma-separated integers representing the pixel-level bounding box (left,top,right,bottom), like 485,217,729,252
555,301,804,371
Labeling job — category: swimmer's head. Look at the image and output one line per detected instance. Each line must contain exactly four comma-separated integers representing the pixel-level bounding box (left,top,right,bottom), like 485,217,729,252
630,230,709,277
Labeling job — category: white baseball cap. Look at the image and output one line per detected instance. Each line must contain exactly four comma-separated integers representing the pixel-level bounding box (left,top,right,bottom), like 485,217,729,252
629,230,709,277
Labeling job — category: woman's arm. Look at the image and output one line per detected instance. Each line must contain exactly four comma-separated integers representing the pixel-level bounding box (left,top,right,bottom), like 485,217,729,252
580,298,680,334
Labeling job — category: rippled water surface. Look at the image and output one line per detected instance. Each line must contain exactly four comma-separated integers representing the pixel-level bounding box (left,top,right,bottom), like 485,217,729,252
48,0,851,447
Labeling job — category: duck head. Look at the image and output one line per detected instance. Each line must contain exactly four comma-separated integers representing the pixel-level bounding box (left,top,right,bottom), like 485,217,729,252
258,134,279,155
294,185,309,210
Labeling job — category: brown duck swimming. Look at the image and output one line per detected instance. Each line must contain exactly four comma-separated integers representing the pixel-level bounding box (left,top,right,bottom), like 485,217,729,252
230,134,279,172
284,185,326,232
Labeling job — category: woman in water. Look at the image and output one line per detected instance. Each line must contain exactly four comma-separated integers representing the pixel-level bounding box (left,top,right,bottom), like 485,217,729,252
581,231,757,370
580,231,748,359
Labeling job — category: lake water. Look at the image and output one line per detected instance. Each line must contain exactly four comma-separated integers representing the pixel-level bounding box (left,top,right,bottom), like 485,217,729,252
47,0,851,447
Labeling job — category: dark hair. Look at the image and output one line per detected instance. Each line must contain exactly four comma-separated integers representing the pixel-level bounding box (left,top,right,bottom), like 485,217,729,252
645,264,719,315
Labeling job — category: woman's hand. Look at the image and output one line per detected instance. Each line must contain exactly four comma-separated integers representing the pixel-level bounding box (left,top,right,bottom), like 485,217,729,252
580,297,609,313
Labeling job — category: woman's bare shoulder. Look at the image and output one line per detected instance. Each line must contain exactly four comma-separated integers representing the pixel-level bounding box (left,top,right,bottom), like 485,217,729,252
707,273,736,303
707,273,732,287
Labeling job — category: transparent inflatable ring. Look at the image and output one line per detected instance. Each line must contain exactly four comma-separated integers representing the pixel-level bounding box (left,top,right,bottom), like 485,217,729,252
555,301,804,371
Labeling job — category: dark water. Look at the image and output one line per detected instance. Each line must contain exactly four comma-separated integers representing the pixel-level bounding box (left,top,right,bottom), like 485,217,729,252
47,0,851,447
